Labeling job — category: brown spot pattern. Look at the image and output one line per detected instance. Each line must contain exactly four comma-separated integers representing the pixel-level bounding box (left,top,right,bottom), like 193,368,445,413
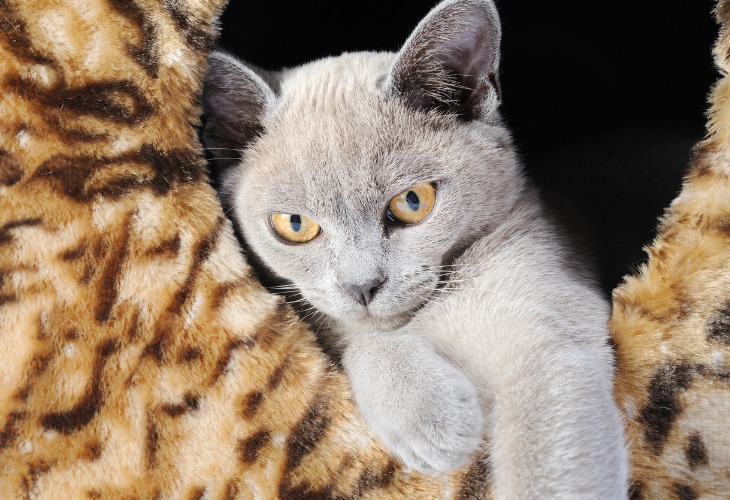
162,0,216,52
0,149,23,186
457,458,491,499
142,327,170,364
278,480,332,500
96,213,133,323
29,351,53,376
168,216,224,314
0,411,26,449
283,396,331,474
223,480,239,500
146,417,159,468
127,308,142,342
33,145,203,202
268,358,290,389
60,241,87,261
0,293,19,306
210,278,247,310
239,430,270,464
674,483,697,500
241,390,264,419
0,2,53,65
715,212,730,236
685,433,708,469
0,217,42,246
178,345,202,363
353,459,398,496
208,336,257,386
83,440,103,461
638,362,694,454
161,393,199,417
22,460,52,497
145,233,181,257
187,486,205,500
15,350,54,401
107,0,159,78
14,383,30,402
41,339,120,434
629,480,644,500
8,75,154,126
707,302,730,343
79,263,94,285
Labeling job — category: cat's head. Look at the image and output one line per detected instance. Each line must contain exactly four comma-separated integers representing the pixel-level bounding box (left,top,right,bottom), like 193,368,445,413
202,0,525,334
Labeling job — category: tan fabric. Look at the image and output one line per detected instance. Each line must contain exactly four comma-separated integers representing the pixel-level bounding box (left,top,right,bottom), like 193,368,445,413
610,3,730,498
0,0,727,498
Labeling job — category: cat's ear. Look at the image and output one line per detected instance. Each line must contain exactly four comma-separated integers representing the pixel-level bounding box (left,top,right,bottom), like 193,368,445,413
387,0,501,120
201,50,276,169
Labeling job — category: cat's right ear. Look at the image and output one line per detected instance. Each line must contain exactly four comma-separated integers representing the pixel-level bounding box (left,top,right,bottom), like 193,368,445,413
201,50,275,169
386,0,502,121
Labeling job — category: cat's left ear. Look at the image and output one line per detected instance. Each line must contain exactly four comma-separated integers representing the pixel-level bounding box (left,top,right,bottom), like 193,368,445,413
387,0,501,120
201,50,276,170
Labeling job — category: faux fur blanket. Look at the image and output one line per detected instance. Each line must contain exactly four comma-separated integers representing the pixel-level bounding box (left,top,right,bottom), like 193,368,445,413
0,0,727,498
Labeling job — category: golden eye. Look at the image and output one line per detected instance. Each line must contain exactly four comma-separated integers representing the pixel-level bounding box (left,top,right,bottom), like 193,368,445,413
271,213,321,243
387,183,436,224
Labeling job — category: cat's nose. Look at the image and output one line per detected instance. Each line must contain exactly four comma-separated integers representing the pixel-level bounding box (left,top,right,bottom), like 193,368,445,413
343,278,384,306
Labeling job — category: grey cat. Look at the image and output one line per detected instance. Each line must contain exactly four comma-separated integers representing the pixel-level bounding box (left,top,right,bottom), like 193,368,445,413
201,0,628,497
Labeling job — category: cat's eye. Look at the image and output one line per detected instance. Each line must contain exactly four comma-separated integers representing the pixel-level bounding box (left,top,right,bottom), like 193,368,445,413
387,183,436,224
271,213,321,243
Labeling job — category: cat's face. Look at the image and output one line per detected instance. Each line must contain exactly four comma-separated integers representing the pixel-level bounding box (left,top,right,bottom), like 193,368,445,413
203,0,523,333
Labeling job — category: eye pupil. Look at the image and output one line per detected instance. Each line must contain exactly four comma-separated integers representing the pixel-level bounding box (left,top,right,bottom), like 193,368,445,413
290,214,302,232
405,191,420,211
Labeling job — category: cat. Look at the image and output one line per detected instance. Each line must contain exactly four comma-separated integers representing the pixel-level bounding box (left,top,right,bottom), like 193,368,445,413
201,0,629,497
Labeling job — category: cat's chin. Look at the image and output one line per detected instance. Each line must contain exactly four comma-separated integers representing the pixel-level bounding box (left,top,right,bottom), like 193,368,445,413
338,309,415,334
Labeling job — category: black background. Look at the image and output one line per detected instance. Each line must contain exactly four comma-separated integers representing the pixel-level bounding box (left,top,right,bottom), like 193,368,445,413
217,0,718,292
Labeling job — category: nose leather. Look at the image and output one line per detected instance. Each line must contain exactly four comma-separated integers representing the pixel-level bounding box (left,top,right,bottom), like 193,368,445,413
343,277,384,306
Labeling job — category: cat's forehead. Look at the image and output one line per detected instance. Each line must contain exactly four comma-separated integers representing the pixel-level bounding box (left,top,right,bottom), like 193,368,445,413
278,53,393,113
248,53,450,188
266,53,429,149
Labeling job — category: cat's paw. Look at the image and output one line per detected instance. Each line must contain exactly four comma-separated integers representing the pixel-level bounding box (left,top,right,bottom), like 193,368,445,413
344,334,484,473
386,363,484,473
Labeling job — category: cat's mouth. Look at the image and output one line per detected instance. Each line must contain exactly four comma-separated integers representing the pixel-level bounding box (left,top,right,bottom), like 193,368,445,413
344,310,414,333
344,294,434,333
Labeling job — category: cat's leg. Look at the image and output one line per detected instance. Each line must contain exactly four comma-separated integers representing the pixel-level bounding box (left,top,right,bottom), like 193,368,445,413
341,331,484,473
485,337,628,499
413,272,628,497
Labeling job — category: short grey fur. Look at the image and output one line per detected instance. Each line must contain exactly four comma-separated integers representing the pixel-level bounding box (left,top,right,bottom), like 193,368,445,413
202,1,628,497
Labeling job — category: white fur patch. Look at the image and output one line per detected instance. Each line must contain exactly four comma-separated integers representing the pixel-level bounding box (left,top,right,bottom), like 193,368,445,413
16,130,30,150
19,440,32,454
712,351,724,370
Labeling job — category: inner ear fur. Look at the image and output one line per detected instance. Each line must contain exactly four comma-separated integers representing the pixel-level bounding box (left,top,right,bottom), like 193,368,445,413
387,0,502,120
200,50,275,171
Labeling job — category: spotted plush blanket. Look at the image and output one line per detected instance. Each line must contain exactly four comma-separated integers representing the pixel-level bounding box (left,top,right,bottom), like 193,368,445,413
0,0,727,498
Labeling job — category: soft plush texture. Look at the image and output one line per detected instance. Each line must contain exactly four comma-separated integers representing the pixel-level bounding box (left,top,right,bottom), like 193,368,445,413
610,4,730,497
0,1,727,499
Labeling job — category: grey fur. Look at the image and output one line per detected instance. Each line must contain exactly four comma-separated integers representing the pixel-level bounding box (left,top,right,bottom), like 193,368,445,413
203,0,628,496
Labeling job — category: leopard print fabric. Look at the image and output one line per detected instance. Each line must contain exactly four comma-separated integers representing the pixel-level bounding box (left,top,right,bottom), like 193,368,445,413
610,3,730,498
1,0,728,498
0,0,485,497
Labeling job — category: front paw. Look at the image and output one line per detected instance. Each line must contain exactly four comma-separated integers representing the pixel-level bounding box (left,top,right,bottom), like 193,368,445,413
345,335,484,473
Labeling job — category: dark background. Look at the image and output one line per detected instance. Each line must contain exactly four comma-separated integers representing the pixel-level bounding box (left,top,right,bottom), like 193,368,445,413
217,0,718,293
